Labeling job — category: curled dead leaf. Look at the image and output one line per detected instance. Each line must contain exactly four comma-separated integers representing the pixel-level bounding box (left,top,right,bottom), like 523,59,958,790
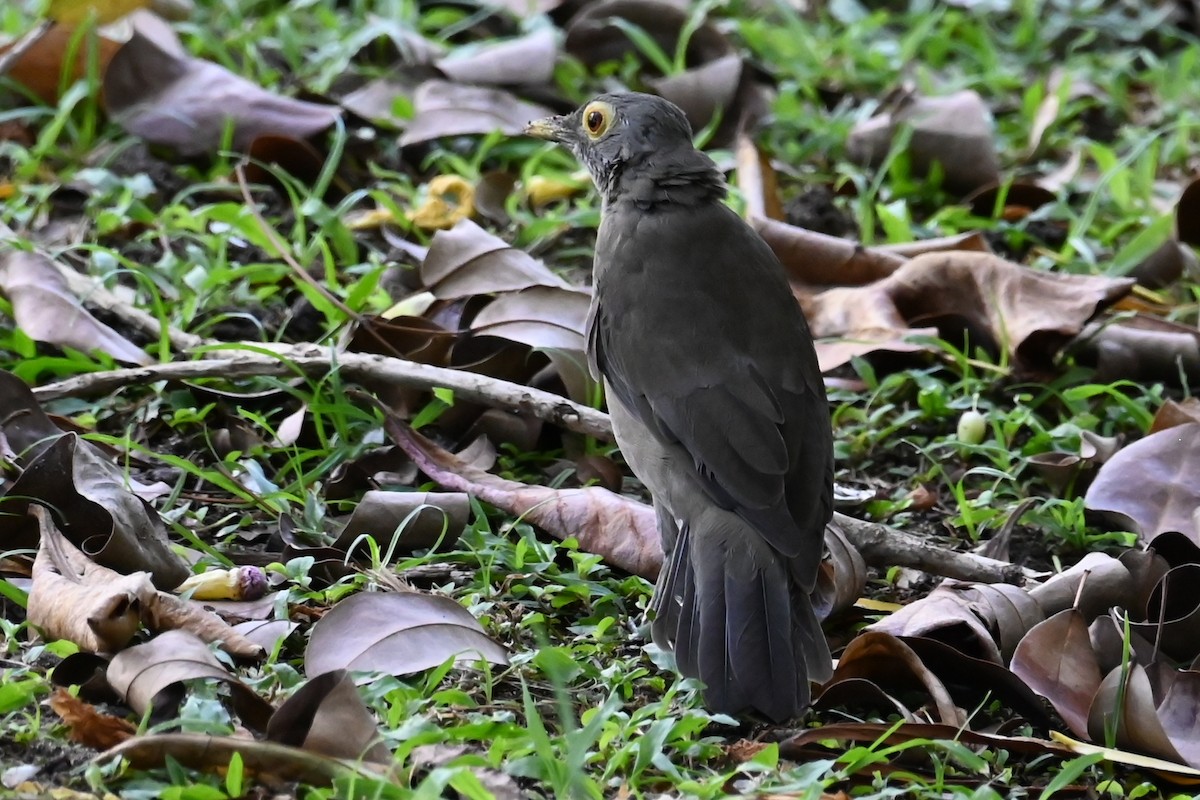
806,251,1133,373
1084,422,1200,543
848,89,1000,195
107,629,272,727
266,670,391,763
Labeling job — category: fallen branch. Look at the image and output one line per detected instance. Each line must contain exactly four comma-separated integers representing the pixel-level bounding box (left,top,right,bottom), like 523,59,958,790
32,345,612,440
834,512,1030,585
31,346,1026,583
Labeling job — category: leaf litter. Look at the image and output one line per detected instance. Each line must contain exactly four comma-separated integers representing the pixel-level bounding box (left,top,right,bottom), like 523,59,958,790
7,0,1200,795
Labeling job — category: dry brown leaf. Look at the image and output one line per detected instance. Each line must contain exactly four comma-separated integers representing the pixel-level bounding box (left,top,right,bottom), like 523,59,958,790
806,251,1133,372
144,590,266,660
469,286,590,352
812,520,867,620
1129,563,1200,662
647,53,743,138
266,669,391,763
735,133,784,222
0,250,151,365
1026,551,1134,620
47,688,136,750
1177,176,1200,247
1084,422,1200,543
231,619,297,653
421,219,572,298
385,414,664,579
5,431,188,588
304,591,509,677
107,629,272,726
24,506,263,658
99,733,391,787
0,24,122,104
868,581,1044,664
1151,398,1200,434
847,89,1000,195
1075,315,1200,384
333,490,470,556
1130,238,1197,290
1010,608,1102,738
1088,663,1189,766
27,507,145,654
399,80,553,148
103,29,340,155
818,631,964,725
435,28,557,86
753,217,907,287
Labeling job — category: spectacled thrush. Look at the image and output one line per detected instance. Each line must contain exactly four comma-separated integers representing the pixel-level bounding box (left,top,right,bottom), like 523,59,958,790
526,92,833,721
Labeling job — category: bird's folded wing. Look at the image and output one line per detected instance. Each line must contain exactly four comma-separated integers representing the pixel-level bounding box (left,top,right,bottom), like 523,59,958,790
595,309,820,560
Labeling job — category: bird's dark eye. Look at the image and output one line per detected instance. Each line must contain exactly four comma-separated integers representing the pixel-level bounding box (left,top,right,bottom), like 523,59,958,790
582,102,613,138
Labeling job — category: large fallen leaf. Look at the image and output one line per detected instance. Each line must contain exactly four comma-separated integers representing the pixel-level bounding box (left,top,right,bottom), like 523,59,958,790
435,28,557,86
780,229,908,287
1074,315,1200,385
385,415,663,579
1010,608,1102,738
0,250,150,365
5,431,187,588
847,89,1000,195
304,591,509,677
27,507,144,654
0,23,122,104
1084,422,1200,543
818,631,964,725
805,251,1133,372
107,630,273,727
469,286,590,351
266,670,390,762
1088,663,1189,766
25,507,264,659
399,80,552,147
867,581,1040,664
99,733,392,787
421,219,573,298
103,29,340,155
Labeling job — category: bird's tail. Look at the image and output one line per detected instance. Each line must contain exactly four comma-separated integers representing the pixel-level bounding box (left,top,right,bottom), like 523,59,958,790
652,518,832,722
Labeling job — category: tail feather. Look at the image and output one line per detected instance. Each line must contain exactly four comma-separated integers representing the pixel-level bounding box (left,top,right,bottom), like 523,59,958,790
652,513,828,722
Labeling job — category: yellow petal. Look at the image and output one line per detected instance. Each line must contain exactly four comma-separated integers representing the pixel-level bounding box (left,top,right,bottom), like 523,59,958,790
409,174,475,230
46,0,151,24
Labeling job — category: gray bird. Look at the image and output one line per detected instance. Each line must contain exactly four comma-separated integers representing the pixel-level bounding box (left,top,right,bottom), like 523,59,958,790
526,92,833,721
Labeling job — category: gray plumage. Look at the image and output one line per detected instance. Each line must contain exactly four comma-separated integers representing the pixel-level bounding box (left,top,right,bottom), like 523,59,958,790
526,92,833,721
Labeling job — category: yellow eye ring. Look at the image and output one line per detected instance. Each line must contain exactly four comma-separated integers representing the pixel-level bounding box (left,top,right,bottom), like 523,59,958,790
582,101,613,139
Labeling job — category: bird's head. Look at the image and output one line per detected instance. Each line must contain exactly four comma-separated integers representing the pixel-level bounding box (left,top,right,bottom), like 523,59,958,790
525,92,722,206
